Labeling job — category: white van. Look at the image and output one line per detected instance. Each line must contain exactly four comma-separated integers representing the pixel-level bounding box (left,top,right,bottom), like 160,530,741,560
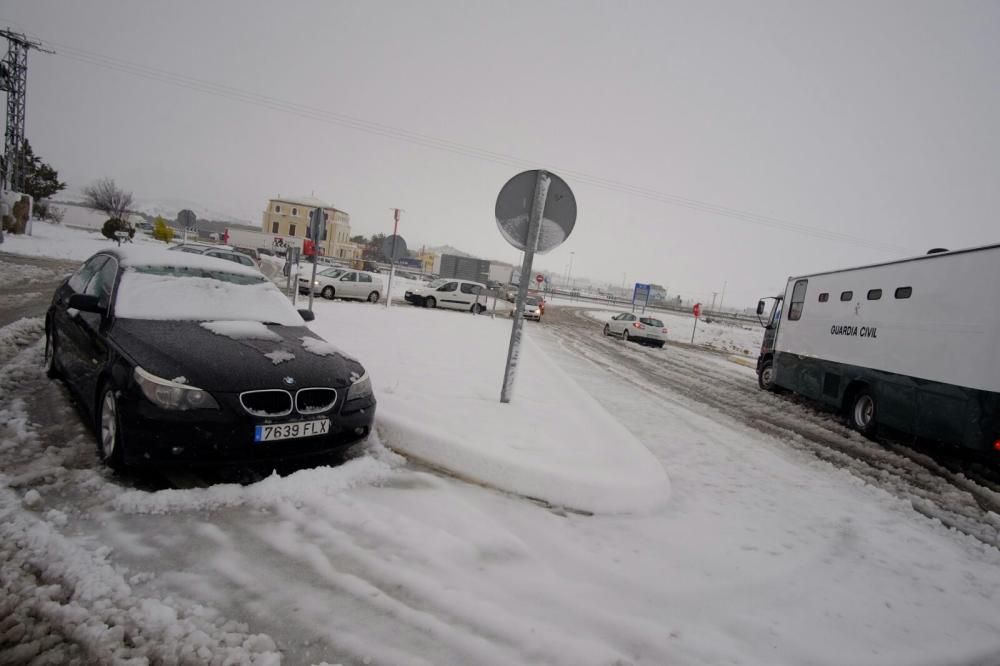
404,278,487,313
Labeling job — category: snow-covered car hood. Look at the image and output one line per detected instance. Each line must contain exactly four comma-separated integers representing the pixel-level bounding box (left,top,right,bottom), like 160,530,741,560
110,319,365,392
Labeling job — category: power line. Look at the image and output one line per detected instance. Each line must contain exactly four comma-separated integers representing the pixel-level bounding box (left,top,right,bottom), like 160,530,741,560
4,22,905,252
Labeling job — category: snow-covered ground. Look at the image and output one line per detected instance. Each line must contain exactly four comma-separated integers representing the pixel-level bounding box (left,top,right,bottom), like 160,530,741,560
1,218,164,261
3,229,1000,664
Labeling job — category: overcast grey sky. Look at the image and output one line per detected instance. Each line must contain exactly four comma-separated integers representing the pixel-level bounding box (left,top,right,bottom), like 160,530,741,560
5,0,999,306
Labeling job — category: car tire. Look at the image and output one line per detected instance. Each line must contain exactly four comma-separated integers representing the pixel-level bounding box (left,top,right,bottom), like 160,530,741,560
367,291,379,303
757,360,777,391
848,389,877,436
425,297,436,308
622,329,630,342
603,324,610,336
321,286,335,300
471,303,484,314
44,325,61,379
97,385,127,471
656,341,665,349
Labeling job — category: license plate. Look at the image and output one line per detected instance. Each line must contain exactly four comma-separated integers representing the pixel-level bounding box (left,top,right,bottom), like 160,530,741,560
254,419,331,442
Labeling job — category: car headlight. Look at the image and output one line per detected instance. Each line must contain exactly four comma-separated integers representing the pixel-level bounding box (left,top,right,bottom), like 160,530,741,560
346,372,372,400
134,366,220,410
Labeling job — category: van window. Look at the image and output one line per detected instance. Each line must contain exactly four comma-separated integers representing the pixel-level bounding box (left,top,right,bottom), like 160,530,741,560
818,293,829,303
895,286,912,299
438,282,458,292
840,291,853,302
867,289,882,300
460,283,481,294
788,279,808,321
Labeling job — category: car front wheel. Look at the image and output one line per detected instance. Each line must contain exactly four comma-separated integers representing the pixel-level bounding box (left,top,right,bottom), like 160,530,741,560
425,297,436,308
471,303,485,314
44,325,61,379
321,286,335,300
98,386,126,470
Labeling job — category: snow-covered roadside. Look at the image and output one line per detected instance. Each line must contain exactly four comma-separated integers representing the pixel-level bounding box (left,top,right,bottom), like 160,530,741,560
309,301,670,514
0,319,281,664
1,219,164,261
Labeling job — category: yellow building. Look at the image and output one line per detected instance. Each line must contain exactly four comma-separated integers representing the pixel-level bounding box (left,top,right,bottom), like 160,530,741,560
261,195,360,260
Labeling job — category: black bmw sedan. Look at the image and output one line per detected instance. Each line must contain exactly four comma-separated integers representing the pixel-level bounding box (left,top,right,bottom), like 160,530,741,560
44,246,376,469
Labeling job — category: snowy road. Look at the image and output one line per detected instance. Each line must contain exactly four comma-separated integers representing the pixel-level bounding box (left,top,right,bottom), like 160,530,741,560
540,306,1000,548
3,302,1000,664
0,252,78,327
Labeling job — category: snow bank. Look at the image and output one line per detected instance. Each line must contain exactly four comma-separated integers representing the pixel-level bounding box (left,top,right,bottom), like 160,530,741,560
310,302,670,514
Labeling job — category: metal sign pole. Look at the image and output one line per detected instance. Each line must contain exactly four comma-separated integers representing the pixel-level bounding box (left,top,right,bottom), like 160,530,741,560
500,171,550,404
386,212,400,309
691,315,698,344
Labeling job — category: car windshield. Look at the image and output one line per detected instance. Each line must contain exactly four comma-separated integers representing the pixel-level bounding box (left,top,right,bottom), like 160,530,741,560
319,268,343,278
114,265,304,325
640,318,664,327
525,297,539,305
426,279,448,288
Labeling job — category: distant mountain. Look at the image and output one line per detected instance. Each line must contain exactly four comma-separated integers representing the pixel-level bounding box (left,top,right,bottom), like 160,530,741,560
133,197,254,226
426,244,474,258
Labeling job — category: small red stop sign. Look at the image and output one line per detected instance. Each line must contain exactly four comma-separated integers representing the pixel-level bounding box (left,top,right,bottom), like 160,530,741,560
693,303,701,318
535,274,544,284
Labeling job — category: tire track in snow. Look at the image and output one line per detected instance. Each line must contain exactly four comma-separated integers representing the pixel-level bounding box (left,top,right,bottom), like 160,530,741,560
543,307,1000,549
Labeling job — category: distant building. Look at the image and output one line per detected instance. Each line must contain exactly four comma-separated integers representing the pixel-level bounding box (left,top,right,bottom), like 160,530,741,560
261,195,360,260
438,253,490,283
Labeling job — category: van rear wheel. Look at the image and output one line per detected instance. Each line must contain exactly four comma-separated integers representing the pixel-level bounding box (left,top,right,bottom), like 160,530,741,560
849,390,877,436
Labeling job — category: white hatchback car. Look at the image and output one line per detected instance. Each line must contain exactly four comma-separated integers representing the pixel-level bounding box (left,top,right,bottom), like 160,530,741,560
604,313,668,348
405,278,487,313
299,268,383,303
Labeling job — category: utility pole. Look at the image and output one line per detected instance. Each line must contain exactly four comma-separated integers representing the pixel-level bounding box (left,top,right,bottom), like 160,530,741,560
710,292,718,312
718,280,727,313
385,208,402,309
0,29,54,191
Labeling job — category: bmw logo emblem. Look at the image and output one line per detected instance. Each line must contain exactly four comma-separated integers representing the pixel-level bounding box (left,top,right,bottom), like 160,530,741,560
283,376,295,386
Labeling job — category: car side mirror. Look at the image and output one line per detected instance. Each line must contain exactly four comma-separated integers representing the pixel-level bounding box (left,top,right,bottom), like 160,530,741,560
756,300,765,315
298,309,315,322
68,294,104,315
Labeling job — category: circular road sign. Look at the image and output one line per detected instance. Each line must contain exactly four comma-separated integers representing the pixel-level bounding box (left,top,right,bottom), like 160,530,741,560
177,209,197,229
495,170,576,254
381,234,408,262
693,303,701,318
535,274,544,284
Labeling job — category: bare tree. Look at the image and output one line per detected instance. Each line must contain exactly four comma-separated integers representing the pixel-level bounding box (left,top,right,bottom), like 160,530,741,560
82,178,134,221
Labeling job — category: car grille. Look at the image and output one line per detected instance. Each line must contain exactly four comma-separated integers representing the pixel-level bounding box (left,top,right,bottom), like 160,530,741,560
239,390,293,417
295,388,338,415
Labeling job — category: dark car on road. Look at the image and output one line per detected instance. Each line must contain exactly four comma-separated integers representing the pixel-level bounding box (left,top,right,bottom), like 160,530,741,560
44,246,376,470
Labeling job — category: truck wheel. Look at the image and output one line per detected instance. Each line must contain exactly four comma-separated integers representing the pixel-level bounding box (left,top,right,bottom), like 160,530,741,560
757,360,776,391
322,286,335,300
849,390,877,436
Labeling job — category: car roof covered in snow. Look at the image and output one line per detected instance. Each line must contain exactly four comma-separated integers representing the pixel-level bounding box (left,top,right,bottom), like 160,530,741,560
95,245,263,277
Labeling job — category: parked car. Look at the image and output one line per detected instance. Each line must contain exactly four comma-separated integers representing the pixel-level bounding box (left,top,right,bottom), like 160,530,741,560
405,278,487,313
232,246,260,261
299,268,383,303
43,246,376,469
169,242,258,268
603,313,668,348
